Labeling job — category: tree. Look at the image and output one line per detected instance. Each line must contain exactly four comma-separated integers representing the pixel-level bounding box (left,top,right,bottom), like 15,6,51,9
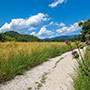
78,19,90,41
5,36,16,41
0,33,6,42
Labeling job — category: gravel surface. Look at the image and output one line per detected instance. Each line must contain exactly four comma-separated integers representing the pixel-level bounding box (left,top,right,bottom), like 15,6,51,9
0,48,86,90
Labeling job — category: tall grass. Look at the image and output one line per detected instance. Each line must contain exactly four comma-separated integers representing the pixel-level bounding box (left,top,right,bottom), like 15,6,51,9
73,46,90,90
0,42,76,83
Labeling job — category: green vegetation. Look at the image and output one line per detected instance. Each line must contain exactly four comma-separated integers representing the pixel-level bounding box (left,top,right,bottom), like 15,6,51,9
37,82,42,89
0,42,76,83
53,57,64,69
0,31,78,42
72,18,90,90
35,72,48,90
73,46,90,90
28,87,32,90
0,31,77,42
77,19,90,41
40,72,48,84
0,31,41,42
0,18,90,89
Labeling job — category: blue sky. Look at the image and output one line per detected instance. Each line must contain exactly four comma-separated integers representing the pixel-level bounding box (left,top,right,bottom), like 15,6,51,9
0,0,90,39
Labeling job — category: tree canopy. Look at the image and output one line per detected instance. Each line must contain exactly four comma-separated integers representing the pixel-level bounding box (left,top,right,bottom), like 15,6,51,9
78,19,90,41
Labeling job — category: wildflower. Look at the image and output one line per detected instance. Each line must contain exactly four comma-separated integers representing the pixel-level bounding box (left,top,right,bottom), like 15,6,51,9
65,40,69,44
86,33,90,36
65,40,71,46
80,44,81,46
85,40,89,44
79,44,84,49
72,51,79,59
72,51,77,55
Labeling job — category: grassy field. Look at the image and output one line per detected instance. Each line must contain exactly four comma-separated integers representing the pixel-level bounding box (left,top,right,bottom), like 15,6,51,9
0,42,76,83
73,46,90,90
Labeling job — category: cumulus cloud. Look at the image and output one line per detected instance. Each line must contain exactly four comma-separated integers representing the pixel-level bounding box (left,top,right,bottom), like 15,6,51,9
56,22,81,35
49,0,66,8
30,21,81,39
0,13,48,33
37,26,54,38
30,32,36,36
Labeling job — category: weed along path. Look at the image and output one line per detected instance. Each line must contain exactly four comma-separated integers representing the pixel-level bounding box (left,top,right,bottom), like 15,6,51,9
0,48,85,90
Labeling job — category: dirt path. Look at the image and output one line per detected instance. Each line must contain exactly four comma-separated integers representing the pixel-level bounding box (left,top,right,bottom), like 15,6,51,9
0,48,86,90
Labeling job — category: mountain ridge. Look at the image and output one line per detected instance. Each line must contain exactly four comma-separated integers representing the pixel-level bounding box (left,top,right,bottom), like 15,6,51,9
43,35,77,40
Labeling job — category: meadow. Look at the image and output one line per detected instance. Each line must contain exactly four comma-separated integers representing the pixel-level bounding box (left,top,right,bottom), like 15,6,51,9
0,42,76,83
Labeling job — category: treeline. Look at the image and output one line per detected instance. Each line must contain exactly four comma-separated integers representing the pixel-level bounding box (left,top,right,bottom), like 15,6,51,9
43,34,85,42
0,31,85,42
0,31,41,42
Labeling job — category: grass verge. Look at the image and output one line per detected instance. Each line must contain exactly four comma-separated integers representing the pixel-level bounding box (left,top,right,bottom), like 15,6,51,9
0,42,76,83
73,46,90,90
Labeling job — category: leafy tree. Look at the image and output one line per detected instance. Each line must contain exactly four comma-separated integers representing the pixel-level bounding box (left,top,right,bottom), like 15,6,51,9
78,19,90,41
5,36,16,41
0,33,6,42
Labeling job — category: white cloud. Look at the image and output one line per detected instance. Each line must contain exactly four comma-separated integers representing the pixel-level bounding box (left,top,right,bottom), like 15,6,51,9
55,22,59,26
37,26,54,38
28,27,36,31
59,22,65,27
49,35,55,38
49,0,65,8
0,13,49,33
30,32,36,36
55,22,65,27
49,21,54,25
47,17,51,21
56,22,81,35
48,21,65,27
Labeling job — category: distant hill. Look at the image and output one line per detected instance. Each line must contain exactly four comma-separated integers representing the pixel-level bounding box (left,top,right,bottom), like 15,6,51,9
0,31,78,42
0,31,41,42
43,35,77,40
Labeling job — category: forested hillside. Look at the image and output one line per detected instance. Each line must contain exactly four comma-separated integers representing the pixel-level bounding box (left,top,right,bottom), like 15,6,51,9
0,31,41,42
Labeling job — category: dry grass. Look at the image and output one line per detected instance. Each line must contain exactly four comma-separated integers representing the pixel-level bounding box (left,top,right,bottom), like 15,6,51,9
0,42,76,83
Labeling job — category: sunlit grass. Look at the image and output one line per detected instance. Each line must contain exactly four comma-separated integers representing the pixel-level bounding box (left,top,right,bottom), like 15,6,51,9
0,42,76,83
